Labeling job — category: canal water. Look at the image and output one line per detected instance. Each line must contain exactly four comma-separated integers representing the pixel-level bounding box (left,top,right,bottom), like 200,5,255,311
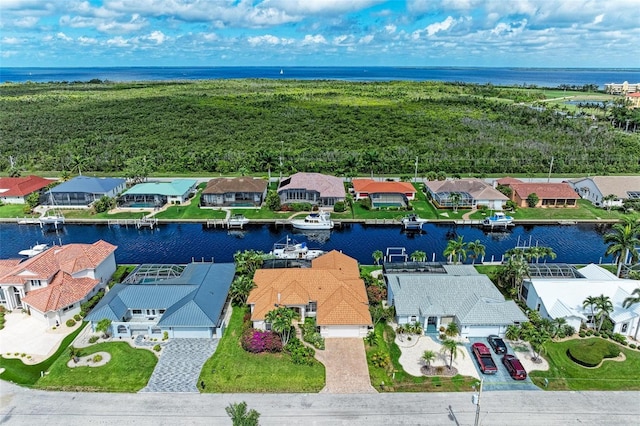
0,222,613,265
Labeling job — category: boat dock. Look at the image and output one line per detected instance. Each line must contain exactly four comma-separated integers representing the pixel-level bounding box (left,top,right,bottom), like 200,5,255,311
205,219,249,229
108,217,158,229
364,219,399,225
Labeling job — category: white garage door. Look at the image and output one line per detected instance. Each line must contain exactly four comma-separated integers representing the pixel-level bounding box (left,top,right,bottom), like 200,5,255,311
322,326,361,338
171,327,212,338
464,325,502,338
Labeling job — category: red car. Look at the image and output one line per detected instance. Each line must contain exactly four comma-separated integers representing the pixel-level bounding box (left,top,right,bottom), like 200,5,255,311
472,342,498,374
502,354,527,380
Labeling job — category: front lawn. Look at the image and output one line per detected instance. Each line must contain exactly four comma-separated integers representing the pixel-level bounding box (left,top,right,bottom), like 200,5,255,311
366,323,478,392
36,342,157,392
0,204,37,218
529,337,640,391
469,200,624,221
198,307,325,392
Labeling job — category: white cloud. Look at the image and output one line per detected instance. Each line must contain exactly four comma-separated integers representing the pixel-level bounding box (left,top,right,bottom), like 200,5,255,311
60,13,147,33
301,34,327,45
2,37,22,45
385,24,396,34
491,20,527,37
359,34,374,44
106,36,129,47
14,16,39,28
77,36,97,44
56,32,72,41
593,14,604,24
146,30,166,44
247,34,294,46
265,0,385,15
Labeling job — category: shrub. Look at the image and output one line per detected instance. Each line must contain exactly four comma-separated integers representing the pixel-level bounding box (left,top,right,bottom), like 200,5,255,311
586,329,594,336
566,339,620,367
163,331,169,341
74,314,82,321
88,336,99,344
153,344,161,352
289,202,312,212
80,289,105,316
284,337,315,365
241,329,283,354
333,201,346,213
366,285,387,304
629,344,637,349
435,366,446,375
92,354,103,363
610,333,627,345
66,319,76,327
579,331,586,338
370,351,391,369
300,318,325,350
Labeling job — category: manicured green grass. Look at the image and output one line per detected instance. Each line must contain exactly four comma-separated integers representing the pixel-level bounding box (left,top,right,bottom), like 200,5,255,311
366,323,478,392
60,209,147,219
154,191,223,220
469,199,624,221
198,307,325,392
0,324,86,386
530,338,640,391
360,265,382,276
0,204,37,218
231,207,291,220
36,342,157,392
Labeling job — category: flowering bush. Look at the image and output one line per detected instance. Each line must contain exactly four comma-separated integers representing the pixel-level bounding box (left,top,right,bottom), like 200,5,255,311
241,329,283,354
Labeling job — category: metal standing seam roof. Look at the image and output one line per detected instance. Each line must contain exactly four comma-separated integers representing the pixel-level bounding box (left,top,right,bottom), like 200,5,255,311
48,176,126,193
123,179,197,196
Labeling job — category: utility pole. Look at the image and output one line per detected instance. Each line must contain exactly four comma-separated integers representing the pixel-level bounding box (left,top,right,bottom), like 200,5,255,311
414,156,419,183
547,156,554,183
279,140,284,181
473,378,484,426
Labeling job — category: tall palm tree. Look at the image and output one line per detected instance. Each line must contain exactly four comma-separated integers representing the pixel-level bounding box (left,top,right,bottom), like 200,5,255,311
540,246,557,263
443,236,467,264
503,256,529,299
582,295,598,328
604,216,640,277
623,287,640,308
372,250,383,265
265,307,298,346
551,317,567,338
449,192,462,213
467,240,486,265
229,276,256,306
440,338,464,370
594,294,614,332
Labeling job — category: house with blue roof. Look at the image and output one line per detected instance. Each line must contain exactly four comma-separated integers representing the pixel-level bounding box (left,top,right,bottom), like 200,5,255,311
45,176,126,207
385,263,527,338
85,262,235,338
118,179,197,208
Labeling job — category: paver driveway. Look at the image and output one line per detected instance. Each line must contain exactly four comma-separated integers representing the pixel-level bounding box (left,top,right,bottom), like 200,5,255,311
140,338,219,393
316,338,376,394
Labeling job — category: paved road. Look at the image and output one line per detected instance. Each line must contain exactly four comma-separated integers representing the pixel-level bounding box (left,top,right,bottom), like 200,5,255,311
1,382,639,425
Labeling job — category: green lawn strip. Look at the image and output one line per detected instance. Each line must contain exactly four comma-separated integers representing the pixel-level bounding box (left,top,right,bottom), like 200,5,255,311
231,208,291,220
469,200,623,221
0,204,38,219
0,323,86,386
366,323,477,392
36,341,157,392
61,209,147,219
198,307,325,393
529,338,640,391
360,265,382,276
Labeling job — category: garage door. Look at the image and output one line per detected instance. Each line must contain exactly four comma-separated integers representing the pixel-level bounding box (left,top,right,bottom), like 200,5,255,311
171,327,212,338
463,325,502,338
322,326,361,338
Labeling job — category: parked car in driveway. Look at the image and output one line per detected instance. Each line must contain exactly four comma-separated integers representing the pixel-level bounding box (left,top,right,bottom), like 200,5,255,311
502,354,527,380
487,335,507,354
471,342,498,374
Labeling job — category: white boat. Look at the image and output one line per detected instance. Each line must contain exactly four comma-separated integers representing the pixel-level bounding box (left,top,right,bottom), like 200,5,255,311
18,243,49,257
269,236,325,260
291,211,334,230
401,214,428,230
227,214,250,227
482,211,514,227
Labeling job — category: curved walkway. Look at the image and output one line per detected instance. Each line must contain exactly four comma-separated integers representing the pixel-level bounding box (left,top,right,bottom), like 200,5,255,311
140,338,219,393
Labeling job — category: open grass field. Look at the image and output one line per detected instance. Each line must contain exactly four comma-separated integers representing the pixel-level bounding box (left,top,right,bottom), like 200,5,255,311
529,337,640,391
198,307,325,393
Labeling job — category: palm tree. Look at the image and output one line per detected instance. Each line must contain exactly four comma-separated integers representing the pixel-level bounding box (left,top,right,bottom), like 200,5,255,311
604,216,640,277
623,287,640,308
444,322,459,338
540,246,557,263
410,250,426,262
265,307,298,346
443,236,467,264
603,193,617,214
582,295,598,328
467,240,485,265
502,256,529,299
594,294,614,332
505,324,521,341
523,328,551,361
229,276,256,306
551,317,567,338
440,338,464,370
225,401,260,426
372,250,383,265
422,350,436,369
449,192,462,213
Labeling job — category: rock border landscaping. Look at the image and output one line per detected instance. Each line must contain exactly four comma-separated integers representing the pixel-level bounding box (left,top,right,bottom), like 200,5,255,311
67,351,111,368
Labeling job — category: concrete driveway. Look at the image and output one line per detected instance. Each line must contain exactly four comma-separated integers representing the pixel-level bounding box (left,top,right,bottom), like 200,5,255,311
467,337,540,391
315,338,376,394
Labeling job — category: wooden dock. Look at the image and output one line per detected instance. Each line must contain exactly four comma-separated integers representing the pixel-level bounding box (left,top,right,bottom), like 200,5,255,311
364,219,399,225
108,218,158,229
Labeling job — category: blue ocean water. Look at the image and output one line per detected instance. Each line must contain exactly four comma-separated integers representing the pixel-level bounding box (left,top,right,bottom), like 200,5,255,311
1,66,639,88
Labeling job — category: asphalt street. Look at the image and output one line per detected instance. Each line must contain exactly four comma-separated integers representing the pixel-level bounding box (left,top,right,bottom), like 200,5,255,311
1,382,639,425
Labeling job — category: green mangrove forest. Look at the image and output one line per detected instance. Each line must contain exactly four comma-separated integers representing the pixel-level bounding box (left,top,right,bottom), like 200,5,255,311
1,79,638,176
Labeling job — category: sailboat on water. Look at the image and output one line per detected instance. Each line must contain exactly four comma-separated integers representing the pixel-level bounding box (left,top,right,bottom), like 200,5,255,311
280,69,284,75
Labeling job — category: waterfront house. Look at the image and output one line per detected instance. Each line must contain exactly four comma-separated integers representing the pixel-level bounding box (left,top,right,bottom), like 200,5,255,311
626,92,640,108
0,175,53,204
0,240,117,326
569,176,640,208
248,251,372,338
497,178,579,208
85,262,235,338
385,263,527,337
277,172,345,208
201,177,268,207
351,179,416,208
45,176,126,207
425,178,508,210
118,179,197,208
521,263,640,339
605,81,640,95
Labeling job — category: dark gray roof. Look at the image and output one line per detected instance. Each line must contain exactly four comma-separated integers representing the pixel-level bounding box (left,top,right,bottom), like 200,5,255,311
49,176,125,194
86,263,235,327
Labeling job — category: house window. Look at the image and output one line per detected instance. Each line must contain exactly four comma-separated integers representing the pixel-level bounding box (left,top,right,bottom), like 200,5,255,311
536,303,541,312
520,285,529,300
151,328,162,334
117,325,127,333
132,309,142,315
410,315,417,323
159,309,166,314
306,301,317,313
265,322,272,331
621,323,628,333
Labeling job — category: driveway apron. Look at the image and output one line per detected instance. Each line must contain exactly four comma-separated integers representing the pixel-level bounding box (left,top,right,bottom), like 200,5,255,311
140,338,219,393
316,338,377,394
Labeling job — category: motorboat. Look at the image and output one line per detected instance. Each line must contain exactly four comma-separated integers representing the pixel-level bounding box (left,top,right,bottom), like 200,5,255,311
401,213,428,230
291,211,334,230
18,243,49,257
227,214,250,228
482,211,514,228
269,236,325,260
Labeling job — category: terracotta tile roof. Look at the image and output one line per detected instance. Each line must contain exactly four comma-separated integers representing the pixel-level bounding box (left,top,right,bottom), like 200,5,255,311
203,177,268,194
0,240,116,285
352,179,416,195
627,92,640,97
496,177,523,185
278,173,345,199
248,250,372,326
425,178,509,201
22,271,99,313
510,182,580,200
0,259,23,278
0,175,53,197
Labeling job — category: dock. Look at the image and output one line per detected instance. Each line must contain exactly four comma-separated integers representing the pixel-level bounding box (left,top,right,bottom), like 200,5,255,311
365,219,399,225
108,217,158,229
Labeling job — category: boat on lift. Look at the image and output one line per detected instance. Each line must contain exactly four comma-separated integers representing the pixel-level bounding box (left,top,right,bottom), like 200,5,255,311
482,211,514,228
269,236,325,260
401,213,428,230
227,214,250,228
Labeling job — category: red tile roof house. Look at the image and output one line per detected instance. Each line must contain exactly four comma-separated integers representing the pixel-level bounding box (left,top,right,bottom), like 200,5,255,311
277,172,345,208
248,251,372,338
497,178,580,208
0,240,117,326
0,175,54,204
351,179,416,208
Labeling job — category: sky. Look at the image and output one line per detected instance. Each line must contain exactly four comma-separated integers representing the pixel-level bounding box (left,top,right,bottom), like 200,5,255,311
1,0,639,68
